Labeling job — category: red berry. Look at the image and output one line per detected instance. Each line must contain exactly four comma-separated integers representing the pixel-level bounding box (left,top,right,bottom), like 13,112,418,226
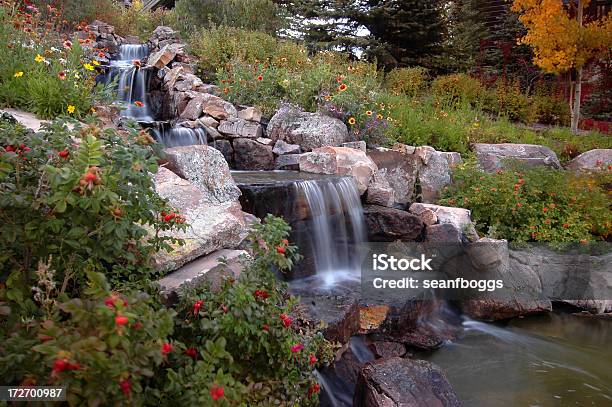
309,354,317,365
184,348,197,359
119,379,131,397
52,358,68,374
276,246,286,254
58,150,69,158
210,384,225,401
115,315,129,326
84,172,97,182
161,342,173,355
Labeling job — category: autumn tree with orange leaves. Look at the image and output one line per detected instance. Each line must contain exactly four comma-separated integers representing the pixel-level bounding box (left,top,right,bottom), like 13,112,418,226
511,0,612,133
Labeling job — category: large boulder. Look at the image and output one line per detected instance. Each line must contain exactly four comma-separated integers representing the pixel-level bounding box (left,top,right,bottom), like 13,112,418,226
162,145,241,204
267,105,349,151
367,149,418,205
566,149,612,172
363,205,424,242
415,146,453,203
299,146,377,194
147,43,185,69
409,203,478,240
474,143,561,172
233,138,275,170
148,26,182,53
152,168,248,272
354,358,461,407
366,169,395,207
367,146,453,204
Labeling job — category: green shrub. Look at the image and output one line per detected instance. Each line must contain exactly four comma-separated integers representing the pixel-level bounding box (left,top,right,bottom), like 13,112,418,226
102,1,178,41
1,271,175,405
34,0,116,26
530,83,570,126
384,67,429,98
431,73,485,108
0,118,183,319
175,0,284,35
483,79,531,122
440,163,612,242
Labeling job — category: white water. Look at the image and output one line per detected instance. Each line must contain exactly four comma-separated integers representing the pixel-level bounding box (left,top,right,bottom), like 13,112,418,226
152,126,208,147
293,177,366,287
106,44,153,122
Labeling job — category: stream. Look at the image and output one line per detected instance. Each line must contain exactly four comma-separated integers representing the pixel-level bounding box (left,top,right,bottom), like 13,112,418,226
421,313,612,406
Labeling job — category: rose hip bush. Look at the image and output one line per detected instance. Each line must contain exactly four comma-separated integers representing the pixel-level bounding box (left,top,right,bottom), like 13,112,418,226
440,162,612,242
1,211,332,406
150,215,332,406
0,117,184,320
1,270,175,405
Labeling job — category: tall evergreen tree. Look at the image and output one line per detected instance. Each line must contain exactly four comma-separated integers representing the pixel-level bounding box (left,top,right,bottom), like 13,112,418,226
275,0,448,71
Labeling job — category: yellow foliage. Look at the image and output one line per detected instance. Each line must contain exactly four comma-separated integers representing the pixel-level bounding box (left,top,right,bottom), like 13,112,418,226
512,0,611,74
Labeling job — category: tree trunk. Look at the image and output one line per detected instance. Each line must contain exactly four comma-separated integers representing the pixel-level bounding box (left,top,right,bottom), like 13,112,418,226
571,0,584,134
571,68,582,133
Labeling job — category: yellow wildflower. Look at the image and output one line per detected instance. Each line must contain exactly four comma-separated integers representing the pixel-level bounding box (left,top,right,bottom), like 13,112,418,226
67,105,76,114
92,60,100,66
14,71,24,78
83,63,94,71
348,117,356,125
35,54,45,63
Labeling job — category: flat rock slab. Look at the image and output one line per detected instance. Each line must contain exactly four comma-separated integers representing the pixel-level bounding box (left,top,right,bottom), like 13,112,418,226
291,281,361,344
354,357,461,407
363,205,424,242
157,249,247,305
474,143,561,172
1,108,47,131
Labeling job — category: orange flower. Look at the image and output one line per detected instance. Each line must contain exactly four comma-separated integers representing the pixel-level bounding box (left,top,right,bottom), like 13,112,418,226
256,75,263,81
338,83,348,92
134,101,144,107
223,87,229,94
348,117,356,125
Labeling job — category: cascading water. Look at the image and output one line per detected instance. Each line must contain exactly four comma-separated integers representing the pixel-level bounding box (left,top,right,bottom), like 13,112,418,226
151,123,208,147
106,44,153,122
105,44,209,146
293,177,366,286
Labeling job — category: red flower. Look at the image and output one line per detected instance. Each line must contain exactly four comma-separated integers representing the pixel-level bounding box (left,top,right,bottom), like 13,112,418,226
57,71,66,80
210,384,225,401
132,321,142,329
291,343,304,353
253,290,270,300
256,75,263,81
161,342,173,356
184,348,198,359
119,379,131,397
263,324,269,332
134,101,144,107
192,300,204,315
276,246,286,255
115,315,129,326
58,149,69,158
84,172,98,183
280,313,292,328
542,207,548,214
309,354,317,365
281,238,289,246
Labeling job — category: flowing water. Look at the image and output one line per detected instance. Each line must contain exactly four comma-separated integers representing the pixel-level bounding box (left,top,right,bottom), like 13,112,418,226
106,44,153,122
151,122,208,147
421,313,612,407
292,177,366,287
106,45,208,146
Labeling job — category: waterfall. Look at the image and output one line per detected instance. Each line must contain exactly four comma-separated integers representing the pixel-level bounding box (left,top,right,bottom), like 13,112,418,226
152,125,208,148
106,44,153,122
293,177,366,286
